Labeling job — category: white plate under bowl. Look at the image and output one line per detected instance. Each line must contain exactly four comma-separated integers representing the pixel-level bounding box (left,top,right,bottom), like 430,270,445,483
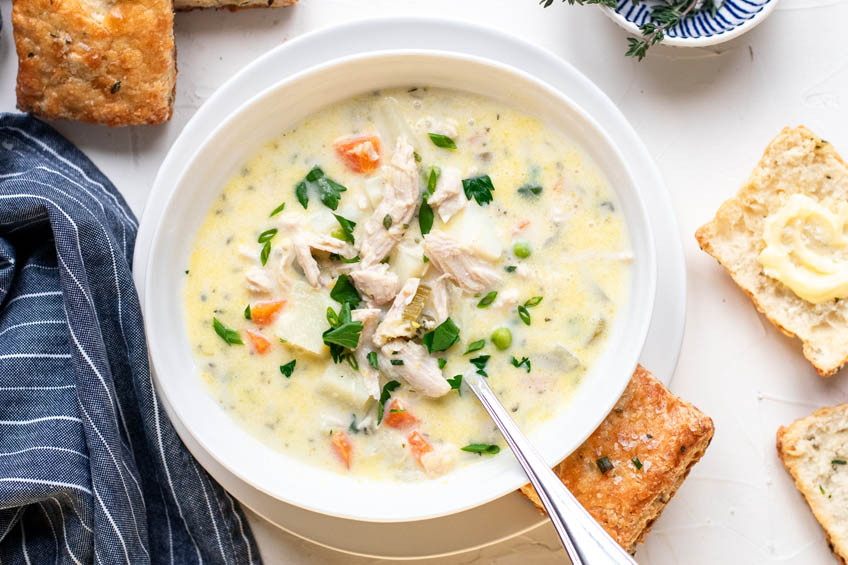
144,49,657,523
133,17,685,559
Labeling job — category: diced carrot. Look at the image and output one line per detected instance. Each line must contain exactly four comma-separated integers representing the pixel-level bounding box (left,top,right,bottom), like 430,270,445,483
512,220,530,235
383,399,418,429
334,135,381,174
250,299,286,325
245,329,271,354
331,431,352,469
407,431,433,467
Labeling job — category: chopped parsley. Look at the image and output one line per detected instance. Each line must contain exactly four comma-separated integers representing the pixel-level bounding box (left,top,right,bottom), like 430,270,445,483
464,339,485,355
447,374,462,394
418,195,434,236
427,166,441,194
244,305,252,320
413,151,422,163
367,351,379,370
322,303,363,362
437,358,447,370
333,214,356,244
295,165,347,210
462,175,495,206
428,133,457,150
269,201,286,217
596,456,614,474
470,355,490,377
212,317,243,345
833,459,847,465
461,443,500,455
383,214,393,229
390,359,405,366
505,265,517,273
330,274,361,308
632,456,643,470
510,356,531,373
422,317,461,353
331,253,361,264
377,380,401,424
280,360,296,378
517,305,531,326
477,291,497,308
517,184,543,198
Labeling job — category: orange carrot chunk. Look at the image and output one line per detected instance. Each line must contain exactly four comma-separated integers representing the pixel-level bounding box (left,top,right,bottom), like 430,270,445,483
245,329,271,354
331,431,352,469
384,399,418,429
250,299,286,325
407,431,433,467
334,135,381,174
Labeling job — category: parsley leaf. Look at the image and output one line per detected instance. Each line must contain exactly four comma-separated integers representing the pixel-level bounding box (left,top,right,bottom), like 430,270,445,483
462,175,495,206
244,305,251,320
517,184,543,198
330,274,361,308
295,166,348,210
422,317,461,353
510,356,531,373
390,359,405,366
447,374,462,395
367,351,379,370
437,358,447,370
322,303,363,357
377,380,401,424
280,360,296,378
212,317,243,345
470,355,490,377
333,214,356,244
461,443,500,455
428,133,457,149
464,339,485,355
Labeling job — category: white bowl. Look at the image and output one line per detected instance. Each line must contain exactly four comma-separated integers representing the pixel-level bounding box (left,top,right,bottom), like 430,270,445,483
144,50,657,523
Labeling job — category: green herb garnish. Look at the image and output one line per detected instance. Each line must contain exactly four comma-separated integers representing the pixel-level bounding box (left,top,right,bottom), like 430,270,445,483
390,359,405,366
418,195,434,236
382,214,393,230
258,228,278,243
505,265,517,273
280,360,296,378
461,443,500,455
422,317,461,353
833,459,847,465
244,305,251,320
470,355,490,377
322,303,363,358
438,358,447,370
510,356,531,373
524,296,543,308
333,214,356,244
428,133,457,150
447,374,462,394
632,456,643,470
477,291,497,308
330,274,361,308
295,165,348,210
517,184,543,198
260,241,271,266
427,166,441,194
212,317,243,345
596,456,614,474
465,340,485,355
462,175,495,206
390,409,406,413
367,351,379,370
377,380,401,424
269,202,286,217
517,305,531,326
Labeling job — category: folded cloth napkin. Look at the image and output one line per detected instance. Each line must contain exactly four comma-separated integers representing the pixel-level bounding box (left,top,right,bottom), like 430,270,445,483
0,114,260,564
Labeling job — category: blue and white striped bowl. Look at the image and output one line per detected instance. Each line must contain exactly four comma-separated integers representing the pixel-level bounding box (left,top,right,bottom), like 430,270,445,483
602,0,778,47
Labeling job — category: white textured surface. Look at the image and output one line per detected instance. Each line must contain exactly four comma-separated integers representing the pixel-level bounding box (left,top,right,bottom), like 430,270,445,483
2,1,848,563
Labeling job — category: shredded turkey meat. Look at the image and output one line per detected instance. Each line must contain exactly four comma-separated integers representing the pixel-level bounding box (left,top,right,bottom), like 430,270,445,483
422,231,501,293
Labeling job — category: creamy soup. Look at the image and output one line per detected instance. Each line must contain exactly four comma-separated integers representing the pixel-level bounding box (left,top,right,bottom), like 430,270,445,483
184,87,631,481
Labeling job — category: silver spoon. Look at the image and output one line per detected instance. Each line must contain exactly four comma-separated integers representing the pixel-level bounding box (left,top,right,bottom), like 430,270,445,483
464,371,638,564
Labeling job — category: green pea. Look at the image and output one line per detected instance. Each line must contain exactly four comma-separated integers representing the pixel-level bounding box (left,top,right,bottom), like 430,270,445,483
491,327,512,350
513,241,532,258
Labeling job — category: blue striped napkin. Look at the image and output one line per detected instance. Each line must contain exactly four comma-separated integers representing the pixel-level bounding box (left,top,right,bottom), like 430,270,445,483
0,114,260,564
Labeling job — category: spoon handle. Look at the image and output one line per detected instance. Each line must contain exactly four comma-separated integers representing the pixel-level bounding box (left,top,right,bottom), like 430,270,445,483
466,374,637,564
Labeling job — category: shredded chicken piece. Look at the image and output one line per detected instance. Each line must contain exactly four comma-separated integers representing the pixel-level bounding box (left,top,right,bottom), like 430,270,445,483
419,444,458,477
293,232,357,288
350,264,399,306
422,231,501,293
351,308,381,400
430,275,450,324
380,340,450,398
373,278,420,346
245,267,273,294
428,167,467,223
357,137,419,268
493,288,520,309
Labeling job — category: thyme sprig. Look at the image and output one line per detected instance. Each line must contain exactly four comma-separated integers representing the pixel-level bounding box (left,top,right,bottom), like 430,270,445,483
541,0,720,60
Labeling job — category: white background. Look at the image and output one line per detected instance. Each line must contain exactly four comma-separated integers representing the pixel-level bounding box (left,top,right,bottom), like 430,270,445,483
2,0,848,563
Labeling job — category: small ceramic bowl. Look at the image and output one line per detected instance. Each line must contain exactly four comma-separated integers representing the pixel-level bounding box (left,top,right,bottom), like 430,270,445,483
603,0,779,47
